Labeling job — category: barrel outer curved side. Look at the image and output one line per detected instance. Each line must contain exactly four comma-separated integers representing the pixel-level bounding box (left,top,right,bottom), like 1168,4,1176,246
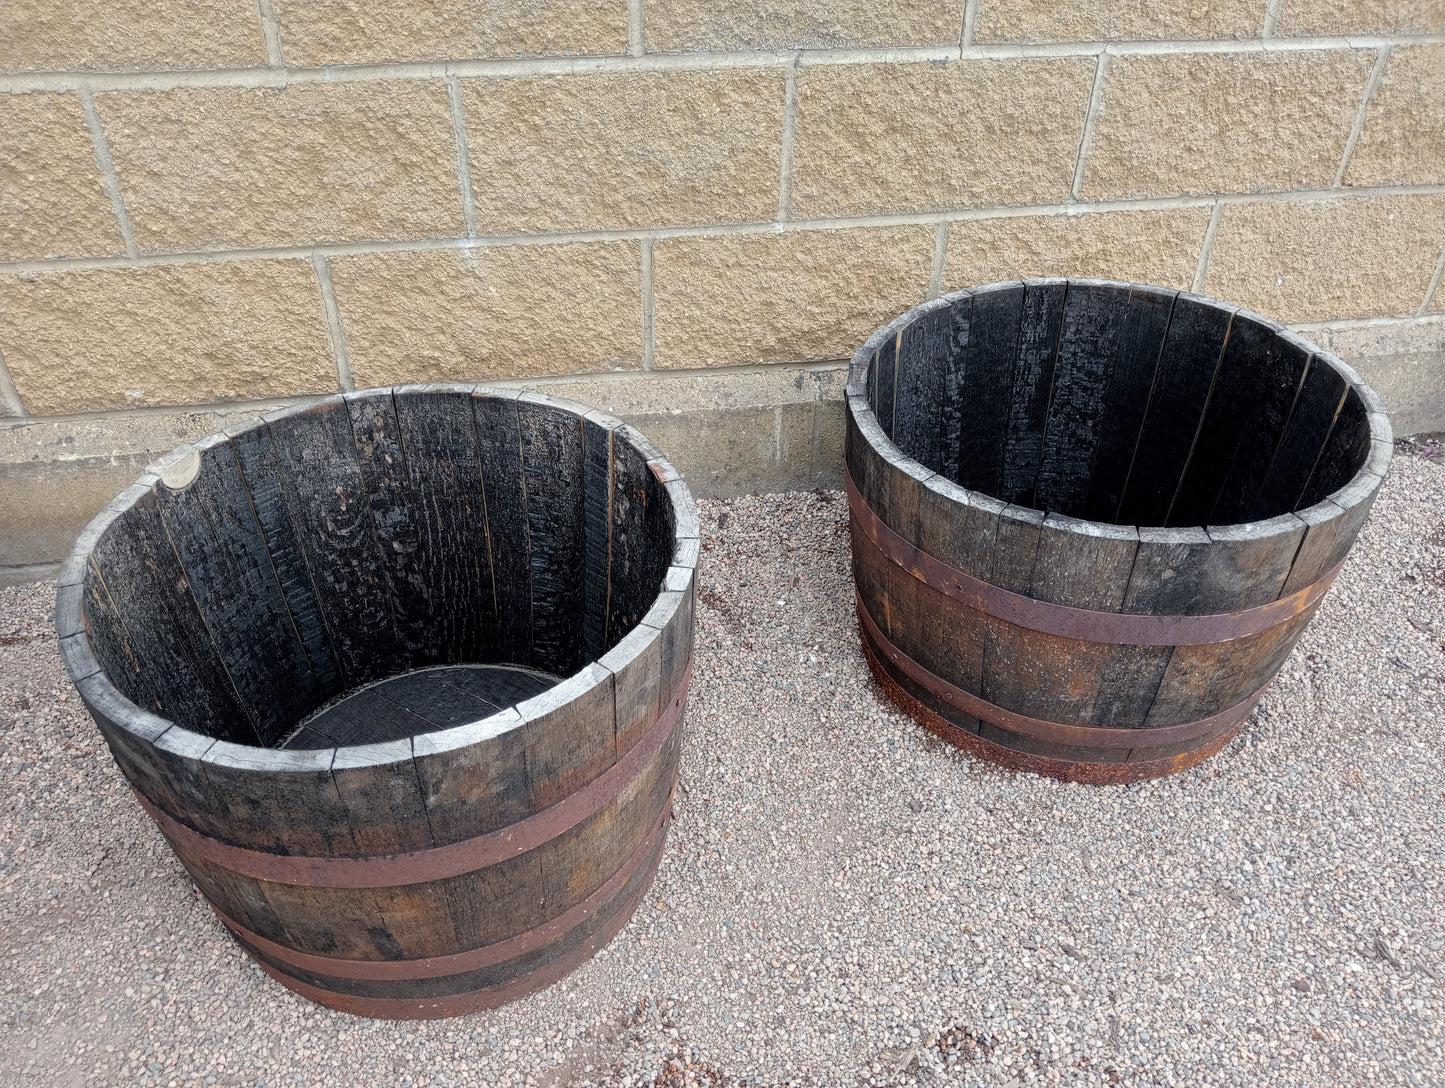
845,387,1373,765
231,817,671,1019
60,388,699,864
156,687,683,972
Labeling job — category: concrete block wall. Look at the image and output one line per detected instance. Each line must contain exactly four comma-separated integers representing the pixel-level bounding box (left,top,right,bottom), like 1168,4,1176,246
1,0,1444,581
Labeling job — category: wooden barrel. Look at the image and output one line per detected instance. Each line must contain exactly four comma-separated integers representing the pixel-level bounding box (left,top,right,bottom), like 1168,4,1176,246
847,280,1390,784
55,384,698,1018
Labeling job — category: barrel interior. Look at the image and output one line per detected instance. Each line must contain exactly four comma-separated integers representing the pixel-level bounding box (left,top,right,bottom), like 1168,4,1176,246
75,387,678,751
864,280,1374,527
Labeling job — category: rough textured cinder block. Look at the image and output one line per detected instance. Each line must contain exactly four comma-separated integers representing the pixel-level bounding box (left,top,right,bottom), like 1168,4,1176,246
0,0,264,72
462,70,784,233
1204,196,1445,323
1276,0,1444,35
0,93,122,261
652,226,934,368
0,366,852,578
273,0,628,66
975,0,1260,41
0,261,336,414
531,366,848,495
644,0,964,51
1345,45,1445,188
1310,318,1445,436
791,59,1095,218
1083,51,1373,200
100,82,462,251
330,244,643,387
0,403,290,567
943,209,1211,292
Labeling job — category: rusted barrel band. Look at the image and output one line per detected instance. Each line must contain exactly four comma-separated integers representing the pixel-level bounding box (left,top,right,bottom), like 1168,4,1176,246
134,658,691,889
215,803,670,981
846,469,1342,647
234,826,666,1020
856,593,1267,749
858,627,1242,785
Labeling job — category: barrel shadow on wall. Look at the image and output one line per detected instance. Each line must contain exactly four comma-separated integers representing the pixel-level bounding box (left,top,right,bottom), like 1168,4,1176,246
846,279,1391,784
55,384,699,1019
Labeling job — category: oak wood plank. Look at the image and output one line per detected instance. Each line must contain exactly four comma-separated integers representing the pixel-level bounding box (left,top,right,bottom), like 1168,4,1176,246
156,434,321,746
1247,356,1348,521
955,282,1025,496
518,394,588,675
1035,280,1131,515
331,739,435,855
1207,334,1312,525
229,421,342,698
87,482,258,743
393,386,497,664
1116,294,1234,527
1080,285,1176,522
1000,279,1067,507
265,399,405,687
472,391,532,666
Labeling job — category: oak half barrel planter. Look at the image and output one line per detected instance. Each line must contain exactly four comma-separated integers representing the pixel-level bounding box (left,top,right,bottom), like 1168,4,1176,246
55,384,699,1018
847,280,1391,784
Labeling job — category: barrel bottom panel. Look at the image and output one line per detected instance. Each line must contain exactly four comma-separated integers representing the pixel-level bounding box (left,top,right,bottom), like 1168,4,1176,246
857,603,1246,785
223,812,670,1019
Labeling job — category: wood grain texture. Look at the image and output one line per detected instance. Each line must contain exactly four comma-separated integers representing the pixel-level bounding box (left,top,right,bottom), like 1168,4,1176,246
892,300,951,467
519,664,616,815
1116,295,1234,527
938,291,974,484
349,392,436,665
609,431,672,646
873,329,900,441
472,390,532,666
86,483,257,743
265,400,405,687
1080,285,1175,523
1248,356,1348,521
955,283,1024,496
582,413,618,661
1207,333,1311,525
1169,314,1283,527
598,624,662,757
411,708,529,844
331,739,435,855
914,473,1005,583
1035,280,1131,514
518,395,588,676
1280,469,1383,597
229,421,342,699
1000,279,1066,507
201,742,356,856
156,434,320,746
393,386,496,664
79,677,221,834
1299,386,1371,508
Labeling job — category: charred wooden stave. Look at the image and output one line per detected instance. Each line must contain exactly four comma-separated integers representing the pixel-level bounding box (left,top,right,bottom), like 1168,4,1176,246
56,385,698,1018
847,281,1390,784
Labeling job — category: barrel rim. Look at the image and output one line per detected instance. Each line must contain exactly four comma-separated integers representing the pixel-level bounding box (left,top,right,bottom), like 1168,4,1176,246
844,277,1392,542
55,382,700,774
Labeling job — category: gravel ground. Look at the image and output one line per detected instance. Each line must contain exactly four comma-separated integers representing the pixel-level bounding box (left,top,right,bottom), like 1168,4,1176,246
1,446,1442,1088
